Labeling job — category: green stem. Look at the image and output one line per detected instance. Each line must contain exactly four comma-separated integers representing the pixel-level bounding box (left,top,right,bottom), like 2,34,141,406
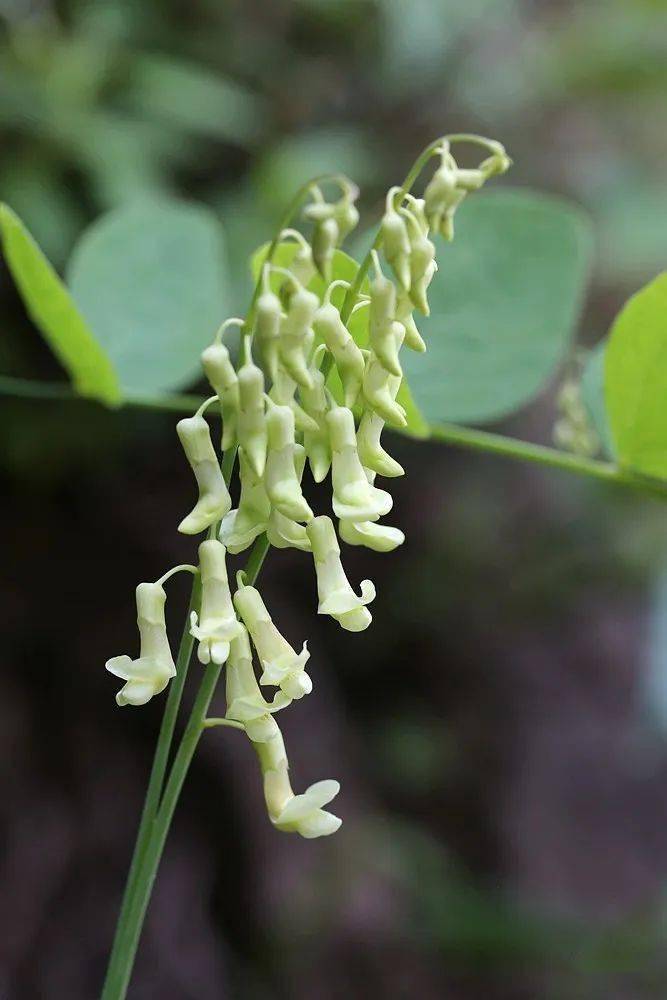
3,373,666,503
428,422,667,502
5,372,667,502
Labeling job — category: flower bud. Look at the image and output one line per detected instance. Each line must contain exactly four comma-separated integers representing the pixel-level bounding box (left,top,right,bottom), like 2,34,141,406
356,408,404,478
234,583,312,700
279,285,319,388
269,367,319,434
333,195,359,243
189,540,242,665
381,208,411,290
266,445,312,551
106,582,175,706
408,234,436,315
424,159,459,230
176,415,232,534
219,447,270,553
369,271,402,378
225,625,291,743
396,292,426,353
237,357,268,477
290,242,316,287
299,365,332,483
362,335,408,428
313,301,365,407
303,203,339,283
306,515,375,632
254,728,342,838
327,405,393,522
254,288,283,382
201,343,240,451
339,518,405,552
264,404,313,523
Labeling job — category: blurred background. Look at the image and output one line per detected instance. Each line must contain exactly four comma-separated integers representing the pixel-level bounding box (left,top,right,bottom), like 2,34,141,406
2,0,667,997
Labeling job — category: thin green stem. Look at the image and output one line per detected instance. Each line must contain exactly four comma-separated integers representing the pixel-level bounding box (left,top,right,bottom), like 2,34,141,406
4,372,667,503
4,373,667,503
428,422,667,502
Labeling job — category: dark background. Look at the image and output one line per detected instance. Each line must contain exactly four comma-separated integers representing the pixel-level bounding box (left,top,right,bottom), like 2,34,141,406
2,1,667,997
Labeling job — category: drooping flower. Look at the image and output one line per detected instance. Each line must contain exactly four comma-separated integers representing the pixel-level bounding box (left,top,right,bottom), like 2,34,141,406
106,582,176,706
254,267,283,382
176,413,232,534
338,518,405,552
356,406,404,479
313,300,365,408
380,188,411,291
396,291,426,353
234,582,312,699
225,625,291,743
219,447,270,554
327,404,393,522
201,341,240,451
256,727,342,838
356,360,405,479
278,282,319,388
280,229,316,287
362,339,408,428
264,403,314,523
189,540,242,665
237,350,268,477
303,200,338,282
266,445,312,552
306,515,375,632
298,350,331,483
369,258,402,378
270,367,319,435
331,179,360,244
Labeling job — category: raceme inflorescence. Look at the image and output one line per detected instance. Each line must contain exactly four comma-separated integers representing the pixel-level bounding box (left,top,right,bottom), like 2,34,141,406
105,135,510,840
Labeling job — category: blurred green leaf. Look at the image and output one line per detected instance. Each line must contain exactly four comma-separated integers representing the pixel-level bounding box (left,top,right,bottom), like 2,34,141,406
605,272,667,479
580,341,615,460
0,203,121,405
126,54,266,145
250,240,429,437
252,129,380,215
403,189,594,424
67,198,227,394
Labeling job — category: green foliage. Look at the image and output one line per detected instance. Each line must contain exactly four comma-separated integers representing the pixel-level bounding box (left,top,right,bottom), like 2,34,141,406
402,189,593,424
605,272,667,479
0,203,121,405
67,199,228,395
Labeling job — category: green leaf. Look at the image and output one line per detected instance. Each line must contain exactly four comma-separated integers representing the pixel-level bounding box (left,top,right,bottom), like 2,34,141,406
126,55,266,146
580,341,615,459
605,272,667,479
0,203,122,405
402,189,594,424
250,240,429,437
67,199,227,394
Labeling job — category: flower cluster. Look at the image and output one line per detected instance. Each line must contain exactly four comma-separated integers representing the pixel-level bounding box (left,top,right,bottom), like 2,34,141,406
106,137,509,839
